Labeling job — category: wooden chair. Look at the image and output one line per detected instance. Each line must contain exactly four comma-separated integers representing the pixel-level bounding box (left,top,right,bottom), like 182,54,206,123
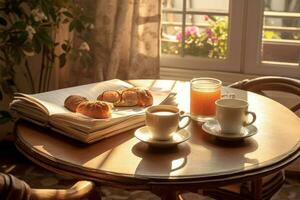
0,172,98,200
229,76,300,174
203,76,300,200
228,76,300,112
180,76,300,200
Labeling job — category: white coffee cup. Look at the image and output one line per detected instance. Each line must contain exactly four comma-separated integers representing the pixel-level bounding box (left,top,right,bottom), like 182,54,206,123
215,99,256,134
146,105,191,140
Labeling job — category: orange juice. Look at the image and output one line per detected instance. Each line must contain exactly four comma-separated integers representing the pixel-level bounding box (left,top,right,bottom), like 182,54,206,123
191,89,221,116
190,78,222,121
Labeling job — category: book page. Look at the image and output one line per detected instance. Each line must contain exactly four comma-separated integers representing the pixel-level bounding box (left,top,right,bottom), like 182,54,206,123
50,88,173,130
50,115,145,143
29,79,133,115
12,79,175,134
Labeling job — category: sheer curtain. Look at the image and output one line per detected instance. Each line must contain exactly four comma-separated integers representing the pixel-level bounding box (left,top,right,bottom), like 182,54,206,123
95,0,161,80
61,0,161,87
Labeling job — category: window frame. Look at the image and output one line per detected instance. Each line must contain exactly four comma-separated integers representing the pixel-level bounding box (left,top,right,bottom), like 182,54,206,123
160,0,246,73
244,0,300,78
161,0,300,79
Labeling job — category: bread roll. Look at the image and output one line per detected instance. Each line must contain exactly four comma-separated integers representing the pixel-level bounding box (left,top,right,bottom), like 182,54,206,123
97,87,153,107
64,95,88,112
76,101,112,119
135,88,153,107
97,90,120,104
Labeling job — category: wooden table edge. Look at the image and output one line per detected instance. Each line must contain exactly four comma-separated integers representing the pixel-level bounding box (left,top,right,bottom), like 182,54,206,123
15,125,300,190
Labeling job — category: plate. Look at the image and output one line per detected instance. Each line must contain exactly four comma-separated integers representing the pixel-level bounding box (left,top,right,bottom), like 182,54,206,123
134,126,190,147
202,120,257,141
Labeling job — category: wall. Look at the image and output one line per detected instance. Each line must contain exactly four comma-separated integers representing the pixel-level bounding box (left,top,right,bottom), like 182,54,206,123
0,55,46,138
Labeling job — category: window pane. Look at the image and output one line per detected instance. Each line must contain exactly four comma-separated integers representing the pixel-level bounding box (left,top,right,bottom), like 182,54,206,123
264,17,300,40
261,0,300,65
161,0,229,59
188,0,229,12
162,13,182,55
162,0,183,10
183,15,228,59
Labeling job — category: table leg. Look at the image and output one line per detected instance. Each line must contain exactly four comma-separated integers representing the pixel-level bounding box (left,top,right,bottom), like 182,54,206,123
161,192,178,200
152,187,179,200
88,188,102,200
251,178,263,200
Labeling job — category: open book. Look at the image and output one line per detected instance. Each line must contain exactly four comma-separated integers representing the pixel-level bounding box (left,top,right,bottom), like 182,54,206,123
10,79,175,143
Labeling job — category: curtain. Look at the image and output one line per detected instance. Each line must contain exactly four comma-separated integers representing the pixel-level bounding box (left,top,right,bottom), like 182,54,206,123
95,0,161,80
52,22,73,89
66,0,161,87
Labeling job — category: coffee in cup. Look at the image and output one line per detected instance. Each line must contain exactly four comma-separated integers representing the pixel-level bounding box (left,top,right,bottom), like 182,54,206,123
215,99,256,134
146,105,191,140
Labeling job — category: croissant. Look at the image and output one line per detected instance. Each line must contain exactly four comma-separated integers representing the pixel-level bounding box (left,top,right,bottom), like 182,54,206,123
97,87,153,107
76,101,112,119
64,95,88,112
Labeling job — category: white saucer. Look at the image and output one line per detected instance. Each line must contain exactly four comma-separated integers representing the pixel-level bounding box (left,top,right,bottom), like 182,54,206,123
202,120,257,141
134,126,190,147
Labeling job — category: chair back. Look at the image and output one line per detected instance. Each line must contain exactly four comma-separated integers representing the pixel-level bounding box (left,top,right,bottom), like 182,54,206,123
0,172,95,200
229,76,300,113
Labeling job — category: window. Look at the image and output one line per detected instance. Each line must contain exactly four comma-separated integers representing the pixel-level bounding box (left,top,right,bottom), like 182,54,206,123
161,0,300,78
162,0,229,59
245,0,300,77
161,0,245,72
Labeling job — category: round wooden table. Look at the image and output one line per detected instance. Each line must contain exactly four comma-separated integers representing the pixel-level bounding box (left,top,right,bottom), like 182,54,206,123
14,80,300,200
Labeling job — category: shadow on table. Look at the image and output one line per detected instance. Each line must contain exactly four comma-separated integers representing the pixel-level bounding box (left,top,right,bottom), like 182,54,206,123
188,120,259,172
132,142,191,177
17,121,136,168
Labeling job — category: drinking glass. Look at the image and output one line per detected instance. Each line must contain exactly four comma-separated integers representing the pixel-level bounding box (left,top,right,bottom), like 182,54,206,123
190,78,222,121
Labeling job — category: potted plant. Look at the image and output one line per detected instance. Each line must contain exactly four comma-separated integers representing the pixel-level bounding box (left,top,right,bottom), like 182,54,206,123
0,0,95,135
162,16,228,59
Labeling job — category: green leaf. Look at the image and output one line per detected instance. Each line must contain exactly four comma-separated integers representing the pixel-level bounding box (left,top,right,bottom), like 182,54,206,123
32,35,42,53
49,6,57,21
37,29,54,47
0,31,8,42
75,20,85,33
16,31,28,45
69,19,85,32
0,111,12,124
63,11,73,18
22,42,34,52
0,17,7,26
69,20,76,31
13,21,26,29
1,79,16,97
62,18,69,23
79,15,92,23
61,43,67,51
40,0,50,17
59,53,66,68
11,48,22,64
0,2,5,8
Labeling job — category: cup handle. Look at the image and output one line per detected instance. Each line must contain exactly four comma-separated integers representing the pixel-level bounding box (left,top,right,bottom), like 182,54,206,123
243,111,256,126
177,114,191,131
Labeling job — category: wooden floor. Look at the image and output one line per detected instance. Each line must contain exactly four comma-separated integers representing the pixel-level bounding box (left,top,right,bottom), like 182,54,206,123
0,140,299,200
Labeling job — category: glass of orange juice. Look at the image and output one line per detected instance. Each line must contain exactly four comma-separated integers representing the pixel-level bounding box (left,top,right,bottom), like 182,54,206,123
190,78,222,121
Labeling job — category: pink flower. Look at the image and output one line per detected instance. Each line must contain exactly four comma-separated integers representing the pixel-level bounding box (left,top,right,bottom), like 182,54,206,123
204,15,209,21
205,28,213,37
176,26,200,41
186,26,200,37
176,32,182,41
211,37,218,43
